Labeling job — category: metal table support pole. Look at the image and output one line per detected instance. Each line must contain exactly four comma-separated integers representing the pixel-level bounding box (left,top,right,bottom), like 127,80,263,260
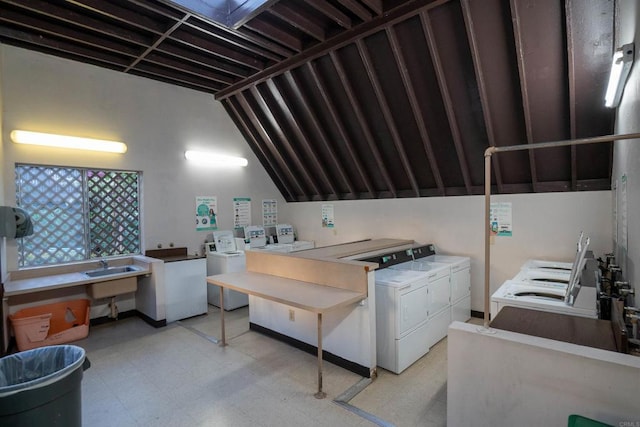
315,312,326,399
219,286,227,346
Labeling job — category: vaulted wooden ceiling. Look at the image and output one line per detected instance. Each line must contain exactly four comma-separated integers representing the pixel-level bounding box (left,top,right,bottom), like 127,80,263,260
0,0,617,201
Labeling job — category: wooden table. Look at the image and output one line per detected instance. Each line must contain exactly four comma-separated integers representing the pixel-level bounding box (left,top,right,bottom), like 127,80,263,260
206,271,366,398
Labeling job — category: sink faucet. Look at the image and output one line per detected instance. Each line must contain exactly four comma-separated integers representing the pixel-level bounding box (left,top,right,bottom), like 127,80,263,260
99,259,108,269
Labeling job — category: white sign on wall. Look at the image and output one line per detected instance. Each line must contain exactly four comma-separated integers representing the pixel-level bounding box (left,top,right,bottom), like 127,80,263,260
262,199,277,226
233,197,251,228
490,202,512,236
322,204,335,228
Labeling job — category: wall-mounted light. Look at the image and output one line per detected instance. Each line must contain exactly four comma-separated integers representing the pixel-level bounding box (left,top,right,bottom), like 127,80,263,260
605,43,634,108
184,150,248,167
11,130,127,153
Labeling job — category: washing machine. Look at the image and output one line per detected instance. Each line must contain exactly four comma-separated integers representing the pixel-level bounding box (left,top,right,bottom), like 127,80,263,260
520,259,574,272
206,230,248,310
423,253,472,323
491,236,597,318
491,279,597,318
390,254,452,349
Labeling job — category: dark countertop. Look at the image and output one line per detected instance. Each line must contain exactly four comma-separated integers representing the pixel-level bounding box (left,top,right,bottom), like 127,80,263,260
155,254,205,263
491,306,618,352
144,247,205,263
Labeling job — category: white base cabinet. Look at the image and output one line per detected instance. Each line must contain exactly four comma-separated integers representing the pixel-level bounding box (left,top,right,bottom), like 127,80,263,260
165,258,207,323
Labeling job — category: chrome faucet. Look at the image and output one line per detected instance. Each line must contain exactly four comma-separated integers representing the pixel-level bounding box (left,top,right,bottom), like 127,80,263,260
99,259,108,269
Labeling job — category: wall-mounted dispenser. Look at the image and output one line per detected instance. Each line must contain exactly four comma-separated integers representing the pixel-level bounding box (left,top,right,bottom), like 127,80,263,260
0,206,34,239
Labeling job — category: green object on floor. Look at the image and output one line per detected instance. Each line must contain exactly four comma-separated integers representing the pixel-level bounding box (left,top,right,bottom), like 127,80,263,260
568,414,613,427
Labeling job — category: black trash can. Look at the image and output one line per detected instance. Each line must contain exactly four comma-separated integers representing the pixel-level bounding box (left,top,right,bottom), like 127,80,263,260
0,345,89,426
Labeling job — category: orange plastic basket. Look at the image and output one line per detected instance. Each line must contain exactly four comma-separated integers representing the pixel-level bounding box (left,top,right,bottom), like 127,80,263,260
10,299,91,351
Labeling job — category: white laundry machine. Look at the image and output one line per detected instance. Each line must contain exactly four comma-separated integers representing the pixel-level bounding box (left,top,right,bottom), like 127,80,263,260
390,257,452,349
206,231,248,310
374,267,434,374
520,259,574,272
491,235,597,318
423,253,472,323
491,280,597,318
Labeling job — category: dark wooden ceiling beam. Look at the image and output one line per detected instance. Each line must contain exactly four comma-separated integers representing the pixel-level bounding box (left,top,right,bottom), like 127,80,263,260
361,0,383,15
0,25,130,68
0,7,141,58
356,39,420,197
4,0,153,46
420,10,472,195
510,0,540,192
244,18,303,52
186,18,289,61
125,14,190,72
330,50,397,197
250,85,321,197
306,61,376,196
268,3,326,41
217,0,454,99
171,28,266,70
460,0,504,193
284,70,356,195
138,0,295,58
266,78,339,197
156,42,250,78
236,91,309,198
303,0,353,29
386,25,445,196
223,98,297,201
142,52,236,85
337,0,374,22
66,0,168,34
134,62,224,91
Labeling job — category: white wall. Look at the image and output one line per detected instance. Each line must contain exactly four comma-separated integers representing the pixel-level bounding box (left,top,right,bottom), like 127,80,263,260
612,0,640,308
287,191,612,313
447,322,640,426
0,44,288,271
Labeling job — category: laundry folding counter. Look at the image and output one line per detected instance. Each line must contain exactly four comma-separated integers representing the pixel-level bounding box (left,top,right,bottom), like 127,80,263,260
206,248,377,399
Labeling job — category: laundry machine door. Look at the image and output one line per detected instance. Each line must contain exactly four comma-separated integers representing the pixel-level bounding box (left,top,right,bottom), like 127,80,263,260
399,284,429,336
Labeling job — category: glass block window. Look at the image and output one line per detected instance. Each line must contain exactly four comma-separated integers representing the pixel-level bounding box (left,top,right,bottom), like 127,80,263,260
15,164,142,268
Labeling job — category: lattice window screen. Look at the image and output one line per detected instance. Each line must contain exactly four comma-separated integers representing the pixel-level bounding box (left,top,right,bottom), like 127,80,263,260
15,164,141,267
87,170,140,258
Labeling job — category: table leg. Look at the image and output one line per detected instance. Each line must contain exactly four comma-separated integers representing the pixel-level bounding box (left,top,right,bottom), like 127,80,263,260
219,286,227,346
315,312,326,399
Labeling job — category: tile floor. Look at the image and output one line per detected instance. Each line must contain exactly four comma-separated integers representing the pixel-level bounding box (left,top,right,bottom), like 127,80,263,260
76,307,480,426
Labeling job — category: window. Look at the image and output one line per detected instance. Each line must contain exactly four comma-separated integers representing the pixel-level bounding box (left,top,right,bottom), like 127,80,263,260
15,164,142,268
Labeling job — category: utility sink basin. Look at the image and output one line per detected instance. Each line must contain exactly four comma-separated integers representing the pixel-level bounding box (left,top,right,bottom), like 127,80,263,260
84,265,143,278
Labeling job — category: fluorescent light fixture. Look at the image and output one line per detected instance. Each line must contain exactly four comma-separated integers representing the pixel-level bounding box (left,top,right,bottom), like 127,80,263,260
11,130,127,153
605,43,634,108
184,150,248,167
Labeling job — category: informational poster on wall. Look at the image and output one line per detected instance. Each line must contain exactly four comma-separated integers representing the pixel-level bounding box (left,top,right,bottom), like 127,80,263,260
489,202,512,236
196,196,217,231
233,197,251,228
262,199,277,226
321,204,335,228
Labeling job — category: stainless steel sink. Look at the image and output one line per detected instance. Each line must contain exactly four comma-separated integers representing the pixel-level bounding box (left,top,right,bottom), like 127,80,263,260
84,265,143,278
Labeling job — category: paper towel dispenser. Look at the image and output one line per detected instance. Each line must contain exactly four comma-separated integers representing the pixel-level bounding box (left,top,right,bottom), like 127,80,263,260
0,206,34,238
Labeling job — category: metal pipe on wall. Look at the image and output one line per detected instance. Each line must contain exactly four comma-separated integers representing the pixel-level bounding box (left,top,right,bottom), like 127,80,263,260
482,132,640,330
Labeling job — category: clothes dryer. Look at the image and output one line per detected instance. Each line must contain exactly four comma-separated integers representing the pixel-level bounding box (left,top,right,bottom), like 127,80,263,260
390,258,452,349
423,254,471,323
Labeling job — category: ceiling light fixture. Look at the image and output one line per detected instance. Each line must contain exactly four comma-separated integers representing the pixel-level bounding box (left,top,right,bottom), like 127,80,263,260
184,150,248,167
604,43,634,108
11,130,127,153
